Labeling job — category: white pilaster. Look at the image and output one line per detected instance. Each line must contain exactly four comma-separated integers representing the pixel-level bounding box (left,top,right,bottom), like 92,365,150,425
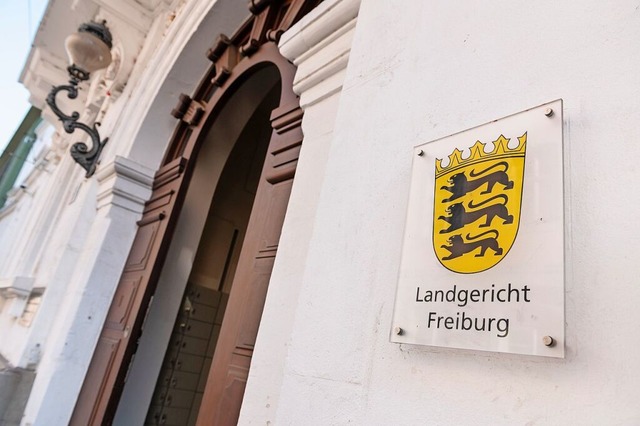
239,1,360,423
21,156,154,426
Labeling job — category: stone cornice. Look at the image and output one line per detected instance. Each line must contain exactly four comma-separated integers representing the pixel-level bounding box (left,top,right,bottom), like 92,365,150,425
0,276,35,299
278,0,361,107
96,156,155,213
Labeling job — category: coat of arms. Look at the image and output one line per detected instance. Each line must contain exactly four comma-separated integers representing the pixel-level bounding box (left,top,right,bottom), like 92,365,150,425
433,133,527,273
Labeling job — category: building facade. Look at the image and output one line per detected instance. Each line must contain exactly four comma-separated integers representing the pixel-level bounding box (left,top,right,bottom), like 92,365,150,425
0,0,638,424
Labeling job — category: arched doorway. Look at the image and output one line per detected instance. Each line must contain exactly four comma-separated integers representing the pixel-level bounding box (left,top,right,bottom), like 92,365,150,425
71,1,319,424
119,64,283,426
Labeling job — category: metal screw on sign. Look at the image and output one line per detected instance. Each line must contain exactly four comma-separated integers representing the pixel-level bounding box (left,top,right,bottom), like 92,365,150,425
417,150,424,157
544,108,554,117
394,327,404,335
542,335,555,347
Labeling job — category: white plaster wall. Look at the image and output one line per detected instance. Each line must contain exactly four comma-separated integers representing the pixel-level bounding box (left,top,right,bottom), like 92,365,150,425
270,1,640,424
0,148,80,369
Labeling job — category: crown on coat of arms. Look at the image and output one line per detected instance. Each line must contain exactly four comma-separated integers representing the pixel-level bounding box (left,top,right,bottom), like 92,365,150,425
435,133,527,177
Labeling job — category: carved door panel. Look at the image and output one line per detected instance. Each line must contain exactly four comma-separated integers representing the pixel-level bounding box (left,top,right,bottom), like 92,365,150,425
196,100,302,425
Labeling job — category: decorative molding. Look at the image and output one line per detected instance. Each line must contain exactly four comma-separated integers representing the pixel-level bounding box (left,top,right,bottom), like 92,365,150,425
136,0,175,10
92,0,154,34
22,49,78,112
96,156,155,213
0,276,35,299
271,103,304,135
171,94,205,126
279,0,360,59
97,0,245,173
154,157,186,187
279,0,360,108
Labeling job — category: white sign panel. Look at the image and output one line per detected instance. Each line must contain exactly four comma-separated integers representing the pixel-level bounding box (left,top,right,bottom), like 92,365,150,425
391,100,564,357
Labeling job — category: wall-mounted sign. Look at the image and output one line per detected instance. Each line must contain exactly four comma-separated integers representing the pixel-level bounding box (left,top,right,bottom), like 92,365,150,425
391,100,564,357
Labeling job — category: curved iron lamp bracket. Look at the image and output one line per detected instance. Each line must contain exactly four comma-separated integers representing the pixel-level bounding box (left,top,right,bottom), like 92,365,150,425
46,78,108,177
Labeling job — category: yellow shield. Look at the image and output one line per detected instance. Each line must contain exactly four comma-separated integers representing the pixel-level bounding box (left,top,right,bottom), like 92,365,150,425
433,133,527,274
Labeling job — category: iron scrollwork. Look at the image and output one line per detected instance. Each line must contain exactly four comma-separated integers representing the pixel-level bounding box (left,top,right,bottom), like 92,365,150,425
46,74,108,178
46,20,113,178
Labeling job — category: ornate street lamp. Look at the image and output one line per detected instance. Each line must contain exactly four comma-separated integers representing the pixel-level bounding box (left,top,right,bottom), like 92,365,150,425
46,21,113,177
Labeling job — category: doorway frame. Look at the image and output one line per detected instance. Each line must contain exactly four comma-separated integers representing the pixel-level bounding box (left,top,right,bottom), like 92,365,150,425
71,1,318,424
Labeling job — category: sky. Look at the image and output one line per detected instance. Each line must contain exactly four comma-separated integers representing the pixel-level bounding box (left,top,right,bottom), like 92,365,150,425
0,1,49,152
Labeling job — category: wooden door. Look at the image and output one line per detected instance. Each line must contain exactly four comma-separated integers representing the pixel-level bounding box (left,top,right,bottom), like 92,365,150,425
70,155,192,426
71,1,317,425
196,94,303,425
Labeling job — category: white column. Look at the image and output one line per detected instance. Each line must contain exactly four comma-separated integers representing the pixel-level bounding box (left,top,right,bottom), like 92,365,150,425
239,0,361,423
22,156,154,426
